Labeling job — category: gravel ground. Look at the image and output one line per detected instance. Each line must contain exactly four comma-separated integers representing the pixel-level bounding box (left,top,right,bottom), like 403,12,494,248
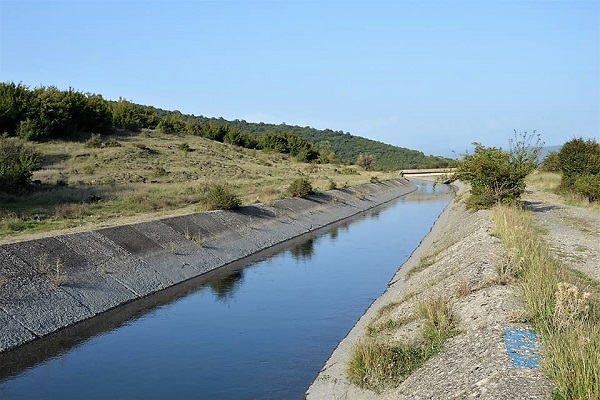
523,186,600,282
306,185,556,399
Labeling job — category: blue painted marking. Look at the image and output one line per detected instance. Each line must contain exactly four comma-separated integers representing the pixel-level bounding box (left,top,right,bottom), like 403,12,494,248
504,328,541,369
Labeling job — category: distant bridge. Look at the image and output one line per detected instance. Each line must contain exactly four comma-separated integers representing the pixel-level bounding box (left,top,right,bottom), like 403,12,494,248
399,168,457,176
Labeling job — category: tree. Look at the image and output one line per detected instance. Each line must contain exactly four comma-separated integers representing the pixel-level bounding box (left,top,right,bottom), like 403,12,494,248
456,131,542,209
357,153,375,170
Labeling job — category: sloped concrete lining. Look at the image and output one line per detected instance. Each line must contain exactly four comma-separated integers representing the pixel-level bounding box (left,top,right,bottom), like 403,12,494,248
0,178,416,353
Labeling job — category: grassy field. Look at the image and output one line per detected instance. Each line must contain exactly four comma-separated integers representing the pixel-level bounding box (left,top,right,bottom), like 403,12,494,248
0,130,398,243
526,171,600,211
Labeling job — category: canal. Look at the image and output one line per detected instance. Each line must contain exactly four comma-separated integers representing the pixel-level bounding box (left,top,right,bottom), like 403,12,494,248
0,182,450,399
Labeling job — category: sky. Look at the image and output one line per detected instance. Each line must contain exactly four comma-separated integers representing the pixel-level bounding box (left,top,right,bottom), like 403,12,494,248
0,0,598,156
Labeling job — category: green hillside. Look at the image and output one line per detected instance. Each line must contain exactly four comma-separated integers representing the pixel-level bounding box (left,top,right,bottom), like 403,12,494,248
0,82,454,170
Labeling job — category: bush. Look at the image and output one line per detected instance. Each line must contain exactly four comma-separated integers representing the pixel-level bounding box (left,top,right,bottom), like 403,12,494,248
286,177,314,197
573,174,600,202
540,151,561,172
558,138,600,201
0,136,40,191
204,183,241,210
85,133,104,148
357,153,375,170
456,132,541,209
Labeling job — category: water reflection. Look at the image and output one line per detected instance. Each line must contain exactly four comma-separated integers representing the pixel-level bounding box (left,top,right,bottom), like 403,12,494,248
329,222,349,241
209,269,245,300
289,237,316,261
0,180,451,400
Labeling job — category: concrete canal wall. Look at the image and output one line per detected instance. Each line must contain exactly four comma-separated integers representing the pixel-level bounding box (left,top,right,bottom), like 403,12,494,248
0,179,416,353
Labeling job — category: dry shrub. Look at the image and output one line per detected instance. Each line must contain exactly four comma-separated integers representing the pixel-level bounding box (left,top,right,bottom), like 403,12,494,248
553,282,591,331
53,203,90,219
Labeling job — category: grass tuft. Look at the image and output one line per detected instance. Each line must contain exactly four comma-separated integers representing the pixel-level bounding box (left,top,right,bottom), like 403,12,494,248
347,295,458,392
492,204,600,399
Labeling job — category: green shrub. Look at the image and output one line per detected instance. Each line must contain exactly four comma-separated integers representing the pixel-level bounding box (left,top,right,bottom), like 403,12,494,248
286,177,314,197
558,138,600,201
456,132,541,209
0,136,40,191
85,133,104,148
204,183,241,210
357,153,375,170
573,174,600,202
540,151,561,172
104,138,122,147
178,142,192,152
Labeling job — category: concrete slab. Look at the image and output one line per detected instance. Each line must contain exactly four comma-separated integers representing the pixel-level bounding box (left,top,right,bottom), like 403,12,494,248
0,309,37,353
0,247,93,337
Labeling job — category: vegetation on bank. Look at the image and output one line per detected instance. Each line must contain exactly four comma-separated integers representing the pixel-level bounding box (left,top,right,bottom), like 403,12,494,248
539,137,599,204
454,131,542,209
347,296,458,392
0,129,400,241
493,204,599,400
0,82,454,172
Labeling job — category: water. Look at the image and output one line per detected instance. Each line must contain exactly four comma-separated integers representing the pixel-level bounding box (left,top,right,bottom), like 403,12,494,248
0,182,450,400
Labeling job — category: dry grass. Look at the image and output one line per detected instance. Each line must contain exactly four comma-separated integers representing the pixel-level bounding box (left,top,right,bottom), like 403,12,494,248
347,296,458,392
492,204,600,399
526,171,562,193
0,130,397,243
526,171,600,212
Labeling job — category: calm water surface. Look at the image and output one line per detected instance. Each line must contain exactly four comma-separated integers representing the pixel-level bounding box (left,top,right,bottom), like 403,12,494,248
0,182,450,400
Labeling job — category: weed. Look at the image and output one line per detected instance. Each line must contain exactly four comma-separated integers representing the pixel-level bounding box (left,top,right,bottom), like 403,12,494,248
416,296,458,344
327,178,337,190
492,204,600,399
348,295,458,392
85,133,104,148
370,176,380,183
353,190,367,200
178,142,193,152
455,280,475,298
553,282,591,331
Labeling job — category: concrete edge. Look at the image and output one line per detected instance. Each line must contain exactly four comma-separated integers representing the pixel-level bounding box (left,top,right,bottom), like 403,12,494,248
305,181,465,398
0,178,417,354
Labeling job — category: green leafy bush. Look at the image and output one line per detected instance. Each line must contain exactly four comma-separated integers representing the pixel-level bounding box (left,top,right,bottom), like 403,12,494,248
204,183,241,210
286,177,314,197
558,138,600,201
85,133,104,148
540,150,561,172
456,132,541,209
0,136,40,191
573,174,600,202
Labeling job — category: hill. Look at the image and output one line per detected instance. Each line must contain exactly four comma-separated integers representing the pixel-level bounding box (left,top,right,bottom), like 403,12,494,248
0,83,454,171
0,129,400,242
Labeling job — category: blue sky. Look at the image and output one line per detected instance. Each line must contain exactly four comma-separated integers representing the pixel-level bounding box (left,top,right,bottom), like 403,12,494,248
1,0,598,156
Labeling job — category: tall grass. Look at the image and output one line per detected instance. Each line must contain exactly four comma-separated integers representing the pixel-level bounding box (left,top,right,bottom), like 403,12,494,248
347,296,457,392
492,205,599,399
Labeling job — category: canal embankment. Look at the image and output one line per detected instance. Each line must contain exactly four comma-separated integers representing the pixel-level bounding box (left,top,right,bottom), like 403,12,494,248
306,182,553,399
0,179,416,354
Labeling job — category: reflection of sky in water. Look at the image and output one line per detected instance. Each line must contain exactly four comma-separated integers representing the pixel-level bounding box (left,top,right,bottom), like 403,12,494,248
0,183,450,400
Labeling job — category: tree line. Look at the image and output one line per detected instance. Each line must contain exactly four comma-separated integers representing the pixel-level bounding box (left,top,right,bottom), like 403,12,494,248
0,82,454,169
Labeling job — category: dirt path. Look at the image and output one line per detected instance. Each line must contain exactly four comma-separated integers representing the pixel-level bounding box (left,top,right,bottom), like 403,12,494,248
523,186,600,282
